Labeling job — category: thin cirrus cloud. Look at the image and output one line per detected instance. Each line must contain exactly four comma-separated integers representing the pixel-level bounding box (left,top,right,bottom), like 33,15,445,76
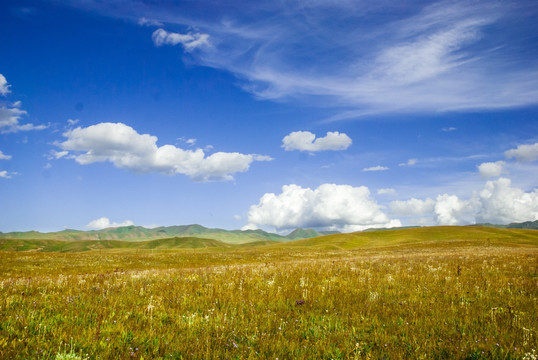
67,1,538,119
245,183,402,232
281,131,351,152
362,165,389,172
57,122,272,182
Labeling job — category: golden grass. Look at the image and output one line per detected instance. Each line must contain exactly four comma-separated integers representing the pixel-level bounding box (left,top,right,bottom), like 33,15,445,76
0,229,537,359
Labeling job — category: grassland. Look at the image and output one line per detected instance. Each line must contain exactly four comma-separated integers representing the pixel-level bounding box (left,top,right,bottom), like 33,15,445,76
0,226,536,359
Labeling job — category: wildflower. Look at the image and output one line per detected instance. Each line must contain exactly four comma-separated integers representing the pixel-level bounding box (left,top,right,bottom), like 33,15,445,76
296,300,305,305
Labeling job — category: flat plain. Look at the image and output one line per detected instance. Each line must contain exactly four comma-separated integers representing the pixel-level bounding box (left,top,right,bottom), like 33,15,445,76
0,226,537,359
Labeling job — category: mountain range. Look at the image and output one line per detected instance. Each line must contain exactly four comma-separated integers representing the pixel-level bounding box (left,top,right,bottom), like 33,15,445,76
0,220,535,244
0,224,337,244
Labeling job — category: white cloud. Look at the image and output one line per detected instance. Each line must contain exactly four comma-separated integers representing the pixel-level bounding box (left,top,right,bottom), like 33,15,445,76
377,188,396,195
0,170,17,179
0,74,11,96
399,158,417,166
152,28,209,51
86,217,134,230
67,118,79,126
505,142,538,162
0,78,48,133
49,150,68,160
390,198,435,216
247,183,401,232
477,161,505,178
434,194,470,225
0,150,12,160
71,1,538,117
233,214,242,220
362,165,388,172
186,138,196,145
475,177,538,224
138,17,163,27
442,127,457,132
282,131,352,152
391,177,538,225
58,122,271,182
241,223,259,231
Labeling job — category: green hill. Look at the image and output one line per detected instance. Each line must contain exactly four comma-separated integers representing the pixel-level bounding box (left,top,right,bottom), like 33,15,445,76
0,224,292,244
507,220,538,229
274,226,538,250
1,226,535,253
0,236,231,252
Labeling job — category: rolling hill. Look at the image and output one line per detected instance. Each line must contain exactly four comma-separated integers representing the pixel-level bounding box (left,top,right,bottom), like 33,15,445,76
0,225,329,244
0,226,535,253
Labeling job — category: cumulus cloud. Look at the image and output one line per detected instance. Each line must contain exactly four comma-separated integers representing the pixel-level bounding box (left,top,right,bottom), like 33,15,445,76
391,177,538,225
433,194,470,225
86,217,134,230
0,150,11,160
241,223,259,231
247,183,401,232
152,28,209,51
57,122,271,181
0,74,10,96
282,131,351,152
505,142,538,162
475,177,538,224
362,165,388,172
477,161,505,178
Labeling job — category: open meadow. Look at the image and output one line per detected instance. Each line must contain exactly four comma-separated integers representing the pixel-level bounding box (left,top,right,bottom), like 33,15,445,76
0,227,537,359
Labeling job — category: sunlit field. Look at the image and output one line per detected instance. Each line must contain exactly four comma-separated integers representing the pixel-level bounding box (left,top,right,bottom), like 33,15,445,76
1,227,537,359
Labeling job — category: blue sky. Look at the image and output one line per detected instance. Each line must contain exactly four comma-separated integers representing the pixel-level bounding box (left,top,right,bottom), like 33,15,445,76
1,0,537,233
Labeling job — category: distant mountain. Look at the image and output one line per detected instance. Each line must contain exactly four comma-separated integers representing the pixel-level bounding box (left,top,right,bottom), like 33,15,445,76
470,220,538,230
507,220,538,229
0,224,331,244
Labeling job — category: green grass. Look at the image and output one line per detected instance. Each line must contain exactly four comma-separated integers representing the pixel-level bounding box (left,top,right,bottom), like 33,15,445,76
0,226,536,359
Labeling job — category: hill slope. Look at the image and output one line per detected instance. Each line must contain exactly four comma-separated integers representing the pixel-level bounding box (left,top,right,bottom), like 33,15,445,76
1,226,536,253
0,224,293,244
273,226,538,250
0,236,233,252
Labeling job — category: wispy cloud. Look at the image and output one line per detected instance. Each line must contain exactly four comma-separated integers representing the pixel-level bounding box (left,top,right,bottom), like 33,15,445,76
152,28,209,51
0,150,12,160
138,17,162,27
399,158,417,167
362,165,389,172
0,75,49,133
63,1,538,119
